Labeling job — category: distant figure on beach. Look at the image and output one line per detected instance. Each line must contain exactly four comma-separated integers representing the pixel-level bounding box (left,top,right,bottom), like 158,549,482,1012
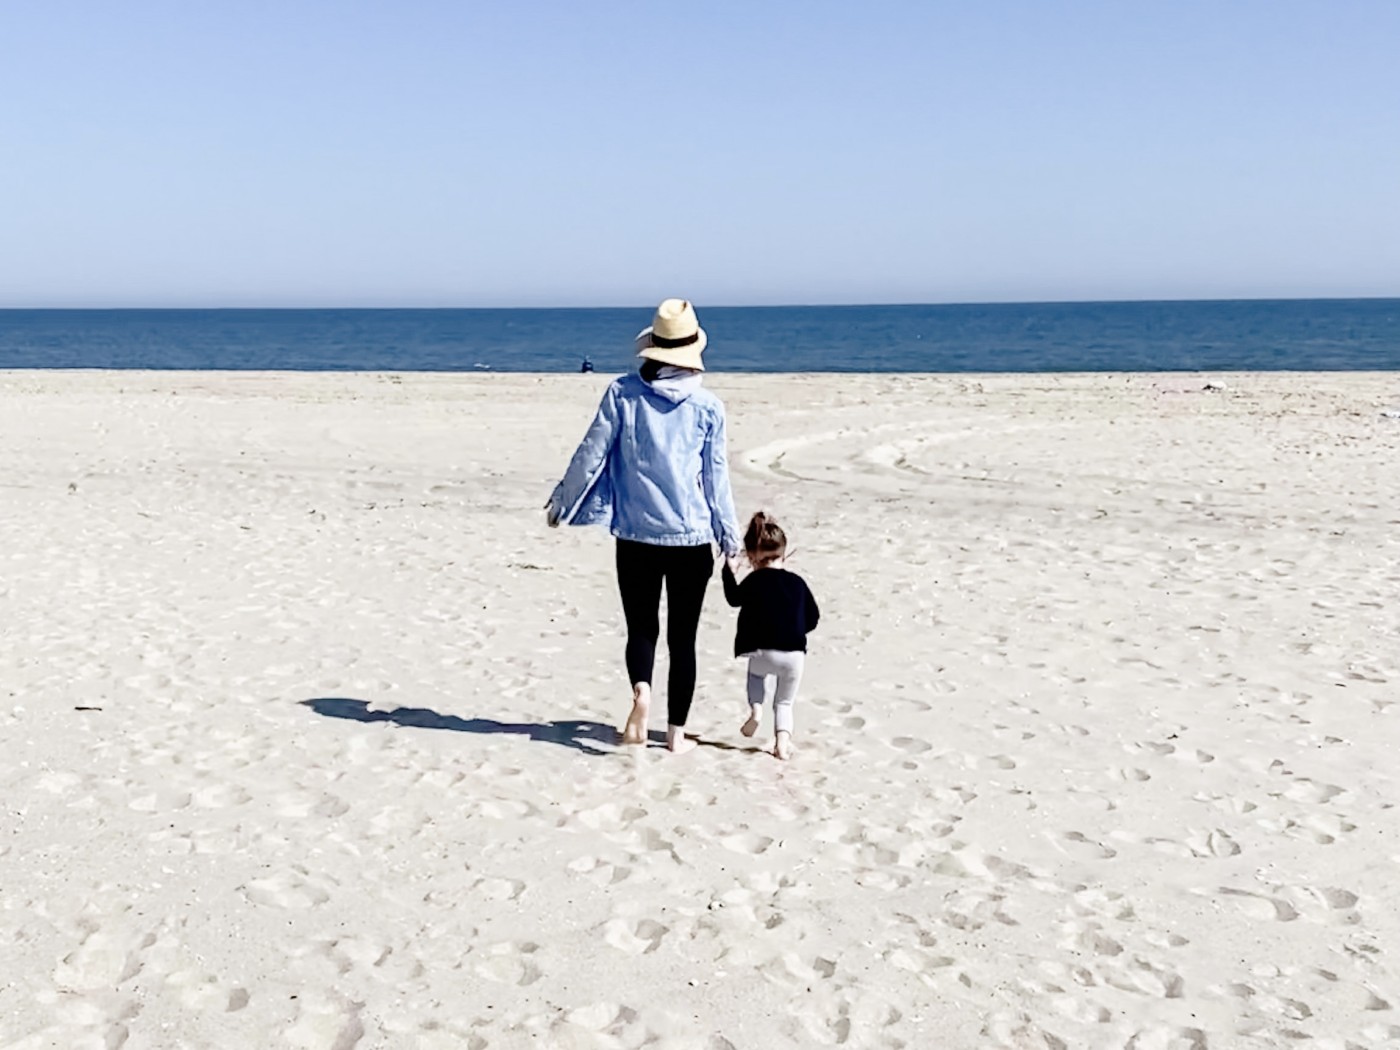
546,299,741,753
723,512,820,760
580,357,594,373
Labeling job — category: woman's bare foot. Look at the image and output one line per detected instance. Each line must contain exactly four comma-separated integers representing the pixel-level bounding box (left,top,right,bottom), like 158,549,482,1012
621,683,650,745
772,731,793,761
666,725,698,754
740,706,762,737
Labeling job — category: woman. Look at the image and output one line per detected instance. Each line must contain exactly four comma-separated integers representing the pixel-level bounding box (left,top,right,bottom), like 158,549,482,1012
547,299,741,753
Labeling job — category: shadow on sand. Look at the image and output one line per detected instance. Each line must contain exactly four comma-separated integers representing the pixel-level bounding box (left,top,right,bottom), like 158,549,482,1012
300,697,650,756
300,698,754,757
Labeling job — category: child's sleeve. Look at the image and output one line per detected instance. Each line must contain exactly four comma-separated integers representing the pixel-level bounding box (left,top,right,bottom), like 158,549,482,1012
722,561,744,607
804,581,820,632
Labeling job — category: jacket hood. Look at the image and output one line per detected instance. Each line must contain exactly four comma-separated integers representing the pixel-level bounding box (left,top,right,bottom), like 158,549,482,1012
644,365,703,404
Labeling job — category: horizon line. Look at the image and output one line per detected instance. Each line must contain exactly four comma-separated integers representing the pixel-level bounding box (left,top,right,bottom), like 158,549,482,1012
2,294,1398,312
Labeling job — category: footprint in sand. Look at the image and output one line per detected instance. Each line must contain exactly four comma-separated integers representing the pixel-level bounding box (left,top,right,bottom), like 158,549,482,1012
561,1001,641,1036
190,782,252,809
165,968,251,1012
566,855,636,886
1059,919,1124,958
1194,791,1258,815
762,801,811,821
651,782,716,806
1218,887,1298,922
1069,886,1137,922
1049,992,1112,1024
1280,778,1349,804
760,951,839,988
602,918,668,955
1127,740,1176,757
1281,884,1361,924
884,944,956,985
286,992,365,1050
570,801,648,833
958,751,1017,770
1249,993,1315,1021
1055,830,1118,860
241,869,331,910
798,993,907,1048
52,925,156,991
128,789,192,813
41,999,141,1047
1264,813,1357,844
942,887,1020,931
891,736,932,754
824,714,865,731
1102,957,1185,998
1108,766,1152,782
1121,1025,1208,1049
889,911,940,947
719,830,776,855
274,790,349,820
1182,828,1242,857
480,798,538,820
932,843,1031,884
1142,929,1191,949
613,825,680,863
981,1014,1068,1049
325,935,394,973
475,940,542,985
470,876,526,902
1219,883,1360,926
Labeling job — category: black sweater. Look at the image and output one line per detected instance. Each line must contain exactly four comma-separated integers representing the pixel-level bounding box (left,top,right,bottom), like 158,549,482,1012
722,564,820,657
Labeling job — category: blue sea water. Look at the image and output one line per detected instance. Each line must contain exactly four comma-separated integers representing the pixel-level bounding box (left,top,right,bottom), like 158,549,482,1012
0,299,1396,373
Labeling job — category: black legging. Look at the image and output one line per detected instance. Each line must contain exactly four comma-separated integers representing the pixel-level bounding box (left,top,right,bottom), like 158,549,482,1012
615,539,714,727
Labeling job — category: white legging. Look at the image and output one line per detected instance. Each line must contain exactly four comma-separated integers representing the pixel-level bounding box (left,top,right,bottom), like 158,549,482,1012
745,649,806,734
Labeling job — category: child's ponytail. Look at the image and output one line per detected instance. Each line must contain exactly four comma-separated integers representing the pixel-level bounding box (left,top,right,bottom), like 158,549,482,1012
743,511,788,567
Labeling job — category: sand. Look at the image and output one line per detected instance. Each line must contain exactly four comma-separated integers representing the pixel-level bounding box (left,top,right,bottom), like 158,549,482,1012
1,369,1397,1049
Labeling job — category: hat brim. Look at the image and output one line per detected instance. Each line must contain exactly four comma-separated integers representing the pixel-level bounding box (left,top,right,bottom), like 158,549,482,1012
635,326,707,371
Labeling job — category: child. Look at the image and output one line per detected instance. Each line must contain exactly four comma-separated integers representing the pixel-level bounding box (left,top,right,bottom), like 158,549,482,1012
722,512,820,760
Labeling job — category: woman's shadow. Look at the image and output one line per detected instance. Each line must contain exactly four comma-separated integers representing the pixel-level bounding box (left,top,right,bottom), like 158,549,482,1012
299,697,664,756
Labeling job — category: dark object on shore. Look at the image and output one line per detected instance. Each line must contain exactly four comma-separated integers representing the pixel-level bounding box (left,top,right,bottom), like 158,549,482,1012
580,357,594,373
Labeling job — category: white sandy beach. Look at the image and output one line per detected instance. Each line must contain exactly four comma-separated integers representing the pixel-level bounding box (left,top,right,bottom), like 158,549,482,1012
1,369,1398,1049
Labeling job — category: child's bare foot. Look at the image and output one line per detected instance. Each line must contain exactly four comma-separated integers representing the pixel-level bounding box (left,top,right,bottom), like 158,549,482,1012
772,731,793,761
740,706,762,738
621,683,650,745
666,725,698,754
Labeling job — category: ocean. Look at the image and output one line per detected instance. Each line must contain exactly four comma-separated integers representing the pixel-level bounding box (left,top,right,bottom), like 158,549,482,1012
0,299,1396,373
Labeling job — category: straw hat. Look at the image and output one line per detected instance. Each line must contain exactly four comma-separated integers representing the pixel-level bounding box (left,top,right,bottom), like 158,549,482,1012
635,298,707,371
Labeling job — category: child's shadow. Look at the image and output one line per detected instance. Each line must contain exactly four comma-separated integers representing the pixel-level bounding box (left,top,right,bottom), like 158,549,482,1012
300,697,646,756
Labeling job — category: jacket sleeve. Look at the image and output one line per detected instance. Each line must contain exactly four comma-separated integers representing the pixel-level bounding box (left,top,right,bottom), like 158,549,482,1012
548,383,620,524
804,582,820,632
702,405,742,556
722,561,743,607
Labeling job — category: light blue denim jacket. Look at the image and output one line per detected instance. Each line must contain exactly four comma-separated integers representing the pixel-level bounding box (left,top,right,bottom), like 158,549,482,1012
549,372,742,555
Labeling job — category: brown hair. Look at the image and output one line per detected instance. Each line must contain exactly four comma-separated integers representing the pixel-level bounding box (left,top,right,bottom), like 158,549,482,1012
744,511,787,567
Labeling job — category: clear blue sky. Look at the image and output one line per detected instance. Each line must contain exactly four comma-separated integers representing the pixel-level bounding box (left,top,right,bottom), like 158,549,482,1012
2,1,1396,307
